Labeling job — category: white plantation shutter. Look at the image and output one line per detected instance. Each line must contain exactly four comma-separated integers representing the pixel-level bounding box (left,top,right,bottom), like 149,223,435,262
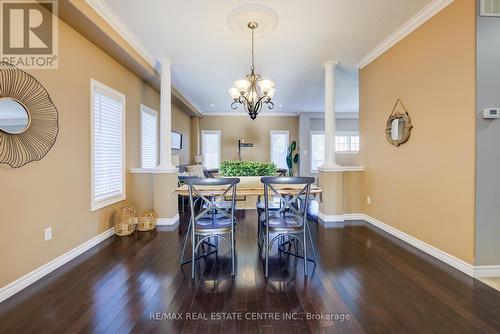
91,80,125,211
270,131,289,169
141,105,158,168
202,130,221,169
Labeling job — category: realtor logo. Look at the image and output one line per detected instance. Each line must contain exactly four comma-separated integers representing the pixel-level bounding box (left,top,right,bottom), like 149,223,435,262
0,0,58,69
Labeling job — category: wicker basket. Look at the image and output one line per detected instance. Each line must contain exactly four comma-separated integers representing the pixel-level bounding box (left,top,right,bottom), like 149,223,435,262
114,206,138,236
137,210,157,231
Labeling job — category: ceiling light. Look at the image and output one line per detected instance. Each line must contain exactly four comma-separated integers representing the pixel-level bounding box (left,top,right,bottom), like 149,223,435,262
228,21,275,120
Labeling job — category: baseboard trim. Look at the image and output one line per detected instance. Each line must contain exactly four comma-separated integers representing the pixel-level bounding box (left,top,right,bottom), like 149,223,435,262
318,211,345,226
156,214,179,226
359,214,500,278
473,265,500,278
359,214,475,276
318,212,365,226
343,213,366,220
0,227,114,303
320,212,499,278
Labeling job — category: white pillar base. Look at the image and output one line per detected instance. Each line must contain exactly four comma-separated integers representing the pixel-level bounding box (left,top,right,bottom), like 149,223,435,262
157,214,179,227
318,211,345,224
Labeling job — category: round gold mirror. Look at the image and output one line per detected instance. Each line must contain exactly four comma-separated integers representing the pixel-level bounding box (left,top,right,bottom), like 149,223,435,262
0,98,30,134
0,62,59,168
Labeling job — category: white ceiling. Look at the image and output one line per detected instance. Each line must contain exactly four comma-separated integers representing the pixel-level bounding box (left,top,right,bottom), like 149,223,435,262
96,0,432,114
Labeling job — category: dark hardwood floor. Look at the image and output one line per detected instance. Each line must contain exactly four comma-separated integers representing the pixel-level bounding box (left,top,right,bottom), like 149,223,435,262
1,209,500,333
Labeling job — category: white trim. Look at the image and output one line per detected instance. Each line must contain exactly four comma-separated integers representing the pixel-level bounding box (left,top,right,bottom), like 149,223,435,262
156,214,179,226
361,214,474,276
201,130,221,169
318,212,365,225
336,152,359,155
202,112,299,117
270,130,289,170
317,165,365,172
130,167,178,174
0,228,114,303
357,0,454,68
343,213,366,220
90,79,126,212
85,0,157,68
323,60,340,67
85,1,203,115
474,266,500,278
319,212,500,278
318,212,348,226
140,104,159,169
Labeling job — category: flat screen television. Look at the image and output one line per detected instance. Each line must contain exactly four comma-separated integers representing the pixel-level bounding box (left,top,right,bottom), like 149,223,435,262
171,131,182,150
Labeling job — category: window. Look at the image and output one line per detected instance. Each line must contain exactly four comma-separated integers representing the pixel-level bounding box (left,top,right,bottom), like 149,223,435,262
270,131,289,169
202,130,221,169
90,79,125,211
335,132,360,153
140,105,158,168
310,131,325,173
310,131,360,173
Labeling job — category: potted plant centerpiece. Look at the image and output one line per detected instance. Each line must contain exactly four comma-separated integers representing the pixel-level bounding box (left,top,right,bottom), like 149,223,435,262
218,160,277,209
219,160,277,188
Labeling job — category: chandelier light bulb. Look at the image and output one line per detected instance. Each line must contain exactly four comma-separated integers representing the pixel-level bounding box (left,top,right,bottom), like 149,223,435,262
228,87,240,100
258,79,274,94
234,79,251,94
267,88,276,99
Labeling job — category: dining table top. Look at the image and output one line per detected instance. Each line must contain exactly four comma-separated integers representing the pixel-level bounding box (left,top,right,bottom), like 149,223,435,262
174,184,322,197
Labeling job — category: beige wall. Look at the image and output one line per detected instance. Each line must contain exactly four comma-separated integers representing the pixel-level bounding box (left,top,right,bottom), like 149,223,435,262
199,116,299,163
0,18,159,287
171,104,192,165
359,0,476,263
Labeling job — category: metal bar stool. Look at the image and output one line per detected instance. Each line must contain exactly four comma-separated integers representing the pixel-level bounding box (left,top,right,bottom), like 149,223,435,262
180,177,240,279
259,176,317,277
256,195,282,248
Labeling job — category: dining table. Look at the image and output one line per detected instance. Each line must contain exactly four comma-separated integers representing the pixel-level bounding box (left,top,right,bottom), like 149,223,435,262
174,183,322,197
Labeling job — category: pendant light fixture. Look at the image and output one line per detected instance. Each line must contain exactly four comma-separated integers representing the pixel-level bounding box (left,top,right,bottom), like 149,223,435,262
228,21,275,120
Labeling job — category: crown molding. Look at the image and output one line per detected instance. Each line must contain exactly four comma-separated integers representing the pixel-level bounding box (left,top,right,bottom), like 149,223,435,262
85,0,157,68
357,0,454,69
85,0,203,116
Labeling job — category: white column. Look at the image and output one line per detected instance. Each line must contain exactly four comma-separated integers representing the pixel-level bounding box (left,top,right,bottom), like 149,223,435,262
158,58,176,171
321,60,339,169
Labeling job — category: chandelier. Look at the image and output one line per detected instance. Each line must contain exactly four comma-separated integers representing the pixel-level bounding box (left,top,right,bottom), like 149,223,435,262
228,21,275,120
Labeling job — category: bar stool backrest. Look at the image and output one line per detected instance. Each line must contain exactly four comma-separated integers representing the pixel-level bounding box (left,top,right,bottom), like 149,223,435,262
184,177,240,223
260,176,315,223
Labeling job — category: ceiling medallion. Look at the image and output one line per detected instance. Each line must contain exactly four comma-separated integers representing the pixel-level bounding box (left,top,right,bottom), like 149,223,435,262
228,21,275,120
